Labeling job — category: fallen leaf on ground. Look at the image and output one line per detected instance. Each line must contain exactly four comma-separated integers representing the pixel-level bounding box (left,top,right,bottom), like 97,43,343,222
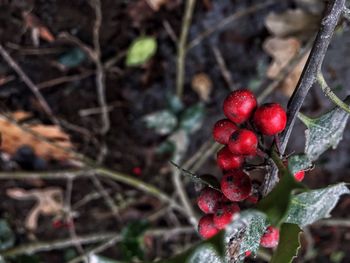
265,9,320,40
7,187,63,230
191,73,213,102
0,112,74,161
263,37,310,97
23,12,55,43
145,0,168,11
0,75,15,86
295,0,325,14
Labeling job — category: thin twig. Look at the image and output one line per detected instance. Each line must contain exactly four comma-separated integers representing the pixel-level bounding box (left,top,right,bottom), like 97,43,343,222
187,0,276,50
190,142,221,173
68,235,121,263
90,174,121,221
0,45,59,125
176,0,197,98
1,232,117,257
37,71,94,90
172,168,198,227
0,168,184,213
1,227,193,258
89,0,110,135
64,178,87,261
317,72,350,114
262,0,346,196
212,46,235,91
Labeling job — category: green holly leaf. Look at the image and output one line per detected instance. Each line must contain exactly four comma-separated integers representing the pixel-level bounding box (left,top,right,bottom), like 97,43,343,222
120,221,149,261
179,103,205,134
299,97,350,161
156,210,268,263
143,110,178,135
167,95,184,114
58,48,86,68
271,223,302,263
0,219,14,251
285,183,349,227
257,165,304,226
126,37,157,66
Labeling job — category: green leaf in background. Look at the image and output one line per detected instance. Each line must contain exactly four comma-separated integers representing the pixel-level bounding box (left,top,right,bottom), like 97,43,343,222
257,167,304,226
143,110,178,135
167,95,184,114
58,48,86,68
88,254,121,263
330,251,345,263
168,130,189,163
271,223,301,263
298,97,350,161
0,219,14,251
126,37,157,66
157,210,267,263
285,183,349,227
179,103,205,134
121,220,149,261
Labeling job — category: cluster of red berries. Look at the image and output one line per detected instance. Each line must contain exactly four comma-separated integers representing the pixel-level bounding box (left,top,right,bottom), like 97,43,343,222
197,89,304,250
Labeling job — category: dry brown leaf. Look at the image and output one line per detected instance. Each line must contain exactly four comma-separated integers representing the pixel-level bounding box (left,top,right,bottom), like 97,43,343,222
265,9,320,40
264,37,310,97
0,112,74,161
0,75,15,86
145,0,168,11
191,73,213,102
264,37,301,78
7,187,63,230
23,12,55,43
12,111,32,121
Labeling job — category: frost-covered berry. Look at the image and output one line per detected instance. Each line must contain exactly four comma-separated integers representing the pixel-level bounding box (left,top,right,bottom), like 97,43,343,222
212,119,238,144
213,203,240,230
197,187,223,214
253,103,287,136
217,146,244,171
260,226,280,248
221,170,252,202
198,214,219,239
228,129,258,156
223,89,257,124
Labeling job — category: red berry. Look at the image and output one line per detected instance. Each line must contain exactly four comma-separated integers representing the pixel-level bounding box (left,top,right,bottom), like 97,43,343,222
221,170,252,202
197,187,223,214
217,146,244,171
213,203,240,229
212,119,238,144
284,160,305,182
294,170,305,181
228,129,258,156
253,103,287,136
245,251,252,257
198,214,219,239
260,226,280,248
223,89,257,124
